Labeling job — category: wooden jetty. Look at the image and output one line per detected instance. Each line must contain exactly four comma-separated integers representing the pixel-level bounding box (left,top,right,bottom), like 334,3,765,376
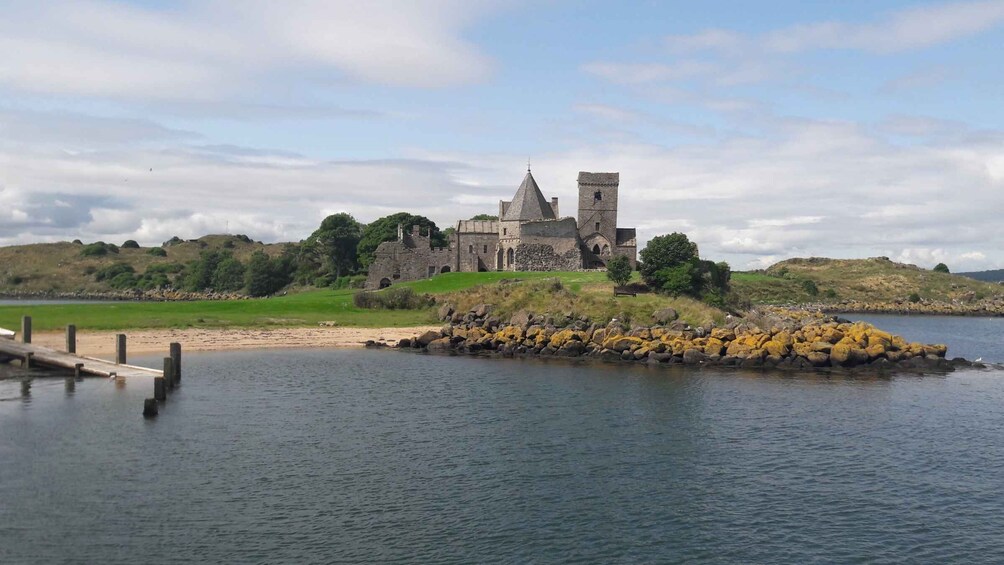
0,317,169,380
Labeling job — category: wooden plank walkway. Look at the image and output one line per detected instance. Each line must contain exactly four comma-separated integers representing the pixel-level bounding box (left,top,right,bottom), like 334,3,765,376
0,339,162,378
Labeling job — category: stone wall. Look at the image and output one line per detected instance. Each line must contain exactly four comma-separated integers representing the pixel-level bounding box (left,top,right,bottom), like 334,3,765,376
455,231,500,272
514,243,583,271
365,227,455,289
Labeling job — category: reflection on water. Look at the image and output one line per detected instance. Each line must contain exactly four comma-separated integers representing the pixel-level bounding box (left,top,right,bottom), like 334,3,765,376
1,348,1003,563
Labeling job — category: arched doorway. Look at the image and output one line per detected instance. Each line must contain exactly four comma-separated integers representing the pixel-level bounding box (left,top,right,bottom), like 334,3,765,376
592,244,601,255
506,248,514,269
441,266,451,273
379,278,391,289
497,249,504,271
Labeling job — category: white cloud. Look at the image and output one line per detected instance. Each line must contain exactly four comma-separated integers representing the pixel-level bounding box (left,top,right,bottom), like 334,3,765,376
0,0,497,98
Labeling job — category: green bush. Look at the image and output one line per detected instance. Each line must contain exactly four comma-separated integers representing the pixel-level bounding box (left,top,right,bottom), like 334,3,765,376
800,279,819,297
147,247,168,257
933,263,950,273
606,255,633,288
908,292,921,303
353,287,432,310
823,288,838,299
108,272,138,289
80,241,118,257
95,263,135,282
332,274,367,289
122,240,140,249
10,275,24,285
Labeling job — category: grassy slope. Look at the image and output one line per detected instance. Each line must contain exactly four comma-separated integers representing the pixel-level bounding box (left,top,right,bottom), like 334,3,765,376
0,271,722,332
732,257,1004,304
0,235,286,294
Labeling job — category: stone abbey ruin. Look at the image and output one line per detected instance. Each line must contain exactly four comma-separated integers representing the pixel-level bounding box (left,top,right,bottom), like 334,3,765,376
365,170,637,289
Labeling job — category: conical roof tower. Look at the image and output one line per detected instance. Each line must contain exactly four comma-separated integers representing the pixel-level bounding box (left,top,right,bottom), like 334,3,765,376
501,170,556,222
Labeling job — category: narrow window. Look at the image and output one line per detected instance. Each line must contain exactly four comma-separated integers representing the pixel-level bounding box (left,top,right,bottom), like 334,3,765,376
594,191,602,201
503,228,507,235
595,222,600,232
483,245,488,253
469,245,473,253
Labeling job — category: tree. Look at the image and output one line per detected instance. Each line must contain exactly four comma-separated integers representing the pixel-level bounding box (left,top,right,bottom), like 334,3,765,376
933,263,950,274
639,232,699,285
183,250,227,291
307,213,362,279
357,213,446,268
470,214,498,221
211,257,246,292
246,251,278,297
122,240,140,249
606,255,633,290
800,279,819,297
657,262,700,296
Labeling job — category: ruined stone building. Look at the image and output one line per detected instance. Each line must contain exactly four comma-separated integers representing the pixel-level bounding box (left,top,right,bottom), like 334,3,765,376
366,170,636,289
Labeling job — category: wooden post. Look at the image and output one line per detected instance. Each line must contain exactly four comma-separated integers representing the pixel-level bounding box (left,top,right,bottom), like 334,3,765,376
163,357,175,389
22,352,33,368
116,334,127,365
143,398,158,417
21,316,31,344
66,325,76,354
154,377,166,401
170,342,182,385
74,363,83,379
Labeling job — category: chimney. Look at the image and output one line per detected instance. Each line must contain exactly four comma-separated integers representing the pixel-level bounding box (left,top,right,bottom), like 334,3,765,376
550,197,559,218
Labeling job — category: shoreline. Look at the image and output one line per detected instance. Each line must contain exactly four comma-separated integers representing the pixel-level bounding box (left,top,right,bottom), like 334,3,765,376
29,326,441,357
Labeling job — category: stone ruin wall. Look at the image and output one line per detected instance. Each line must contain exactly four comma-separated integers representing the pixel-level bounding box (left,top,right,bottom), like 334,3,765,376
512,218,584,271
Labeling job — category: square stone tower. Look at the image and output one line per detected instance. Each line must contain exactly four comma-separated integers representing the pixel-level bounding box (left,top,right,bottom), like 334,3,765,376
577,172,620,262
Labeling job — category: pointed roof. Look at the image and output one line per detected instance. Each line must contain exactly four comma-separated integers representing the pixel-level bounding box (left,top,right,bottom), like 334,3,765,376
501,171,556,221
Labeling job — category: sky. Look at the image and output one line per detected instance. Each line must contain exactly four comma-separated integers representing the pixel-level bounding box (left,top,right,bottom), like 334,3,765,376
1,0,1003,271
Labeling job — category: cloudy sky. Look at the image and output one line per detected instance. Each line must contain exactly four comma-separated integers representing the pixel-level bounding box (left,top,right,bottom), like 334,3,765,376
2,0,1003,271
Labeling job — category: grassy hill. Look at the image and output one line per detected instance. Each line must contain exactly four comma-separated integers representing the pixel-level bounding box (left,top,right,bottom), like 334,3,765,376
732,257,1004,305
0,270,724,332
0,235,286,294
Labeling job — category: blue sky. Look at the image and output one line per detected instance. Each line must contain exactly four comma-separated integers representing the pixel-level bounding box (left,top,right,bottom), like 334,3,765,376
1,0,1003,270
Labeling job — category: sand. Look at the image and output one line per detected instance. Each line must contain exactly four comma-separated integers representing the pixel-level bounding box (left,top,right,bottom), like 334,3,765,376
30,326,441,357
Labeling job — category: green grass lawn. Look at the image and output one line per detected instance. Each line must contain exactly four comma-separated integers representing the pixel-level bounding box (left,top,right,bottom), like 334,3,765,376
0,271,624,332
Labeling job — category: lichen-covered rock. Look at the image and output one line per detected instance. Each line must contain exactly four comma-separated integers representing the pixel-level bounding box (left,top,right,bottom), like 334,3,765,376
416,330,442,347
652,308,679,324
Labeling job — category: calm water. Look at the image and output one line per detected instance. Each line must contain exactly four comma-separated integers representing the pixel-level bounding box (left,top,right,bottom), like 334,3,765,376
1,320,1003,563
0,299,128,306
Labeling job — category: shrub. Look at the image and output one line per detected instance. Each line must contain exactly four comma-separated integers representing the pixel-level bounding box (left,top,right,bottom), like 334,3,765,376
147,247,168,257
10,275,24,285
353,287,432,310
146,262,184,274
95,263,135,282
933,263,950,274
122,240,140,249
823,288,838,299
80,241,116,257
108,272,138,289
211,257,246,292
72,239,83,245
908,292,921,303
639,232,699,284
657,262,700,297
800,279,819,297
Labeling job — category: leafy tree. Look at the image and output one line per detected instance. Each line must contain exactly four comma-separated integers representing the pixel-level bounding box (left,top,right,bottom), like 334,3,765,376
470,214,498,221
211,257,246,292
122,240,140,249
639,232,699,285
933,263,950,273
657,262,700,296
307,213,362,279
183,250,228,291
606,255,633,289
357,213,446,268
245,251,291,297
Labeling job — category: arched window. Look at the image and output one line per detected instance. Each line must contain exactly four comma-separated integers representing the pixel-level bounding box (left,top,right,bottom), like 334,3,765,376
379,278,391,289
441,266,451,273
496,249,504,270
592,244,601,255
506,248,514,267
594,191,602,201
601,244,610,254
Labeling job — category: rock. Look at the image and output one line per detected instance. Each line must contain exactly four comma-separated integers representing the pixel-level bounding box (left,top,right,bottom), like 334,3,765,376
620,350,634,361
604,336,644,352
427,337,451,350
806,352,830,367
510,309,533,329
649,352,673,363
437,303,455,321
682,348,707,365
558,341,586,357
652,308,679,324
397,338,411,348
472,304,492,318
416,330,442,347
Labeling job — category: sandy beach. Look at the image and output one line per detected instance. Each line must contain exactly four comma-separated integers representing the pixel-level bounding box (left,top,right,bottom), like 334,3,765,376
29,326,440,357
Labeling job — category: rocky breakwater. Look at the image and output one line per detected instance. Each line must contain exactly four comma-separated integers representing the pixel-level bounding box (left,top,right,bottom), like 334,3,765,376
396,304,978,373
817,297,1004,317
0,289,250,301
